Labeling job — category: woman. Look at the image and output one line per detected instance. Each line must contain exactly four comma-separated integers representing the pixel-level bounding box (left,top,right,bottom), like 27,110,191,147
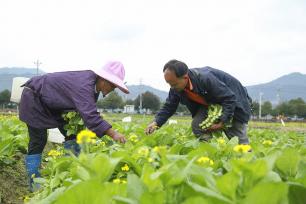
19,61,128,191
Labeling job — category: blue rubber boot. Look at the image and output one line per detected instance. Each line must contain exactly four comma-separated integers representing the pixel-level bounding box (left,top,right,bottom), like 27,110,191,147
63,139,80,156
25,154,42,192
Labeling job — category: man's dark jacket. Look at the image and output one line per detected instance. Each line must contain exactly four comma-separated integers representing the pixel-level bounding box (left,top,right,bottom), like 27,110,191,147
155,67,252,127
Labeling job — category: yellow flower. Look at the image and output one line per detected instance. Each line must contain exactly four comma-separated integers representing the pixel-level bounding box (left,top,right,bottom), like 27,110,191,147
217,138,226,145
262,140,272,146
121,164,130,172
48,149,62,157
138,147,149,157
113,178,121,184
112,178,127,184
76,130,97,144
129,134,139,143
96,141,106,147
153,146,167,153
153,146,160,153
24,196,30,203
233,144,252,153
148,157,154,163
196,156,214,166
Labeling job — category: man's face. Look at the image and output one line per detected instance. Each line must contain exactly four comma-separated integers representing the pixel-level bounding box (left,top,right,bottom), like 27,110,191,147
164,69,188,92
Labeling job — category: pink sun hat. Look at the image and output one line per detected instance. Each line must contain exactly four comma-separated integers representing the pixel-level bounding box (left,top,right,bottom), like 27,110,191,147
94,61,129,94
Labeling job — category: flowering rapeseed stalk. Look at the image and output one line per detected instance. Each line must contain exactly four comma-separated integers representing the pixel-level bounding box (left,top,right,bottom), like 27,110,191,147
196,156,214,166
138,147,149,157
121,164,130,172
113,178,127,184
129,134,139,143
96,141,106,147
24,196,31,203
113,178,121,184
152,146,167,154
233,144,252,153
217,138,226,145
153,146,160,153
76,130,97,144
47,149,62,158
262,140,273,146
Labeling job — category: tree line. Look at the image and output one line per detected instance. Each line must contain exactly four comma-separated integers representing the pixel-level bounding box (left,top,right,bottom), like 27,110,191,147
0,89,305,118
95,91,162,111
251,98,306,118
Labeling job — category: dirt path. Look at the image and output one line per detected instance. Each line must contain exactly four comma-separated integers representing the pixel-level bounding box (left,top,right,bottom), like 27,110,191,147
0,142,58,204
0,153,29,204
249,125,306,134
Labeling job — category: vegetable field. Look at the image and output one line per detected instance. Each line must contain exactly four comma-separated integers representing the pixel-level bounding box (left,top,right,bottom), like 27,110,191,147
0,114,305,204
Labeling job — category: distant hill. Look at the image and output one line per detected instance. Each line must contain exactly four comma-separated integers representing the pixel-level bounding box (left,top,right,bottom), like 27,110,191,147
122,72,306,103
0,67,169,100
117,85,169,101
0,67,45,92
246,72,306,104
0,67,305,103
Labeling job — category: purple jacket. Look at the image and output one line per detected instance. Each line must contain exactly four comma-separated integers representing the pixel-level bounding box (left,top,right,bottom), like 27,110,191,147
19,70,112,136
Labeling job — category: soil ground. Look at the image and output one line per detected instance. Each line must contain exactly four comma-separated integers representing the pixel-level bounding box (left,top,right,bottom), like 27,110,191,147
0,142,56,204
0,153,29,204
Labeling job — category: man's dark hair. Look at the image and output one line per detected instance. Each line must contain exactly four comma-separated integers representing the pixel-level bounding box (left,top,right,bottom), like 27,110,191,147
163,59,188,78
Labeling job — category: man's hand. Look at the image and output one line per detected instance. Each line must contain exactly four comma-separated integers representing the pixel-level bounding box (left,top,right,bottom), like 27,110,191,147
105,128,126,143
145,122,159,135
207,121,224,132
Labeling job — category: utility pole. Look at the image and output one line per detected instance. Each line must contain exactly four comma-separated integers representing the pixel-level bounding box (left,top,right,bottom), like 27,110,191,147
259,92,263,119
34,59,42,75
139,78,143,114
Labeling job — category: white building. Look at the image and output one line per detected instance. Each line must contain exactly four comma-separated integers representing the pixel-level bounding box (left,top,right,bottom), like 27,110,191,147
123,105,135,114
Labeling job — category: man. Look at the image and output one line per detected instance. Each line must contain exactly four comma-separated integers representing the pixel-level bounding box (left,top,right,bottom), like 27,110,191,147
19,61,128,191
146,59,252,145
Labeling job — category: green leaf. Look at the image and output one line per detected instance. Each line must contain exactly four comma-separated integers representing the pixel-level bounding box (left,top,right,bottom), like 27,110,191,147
91,154,121,182
288,183,306,204
232,159,268,193
74,166,91,181
187,181,233,204
54,180,126,204
169,143,184,154
182,196,210,204
242,182,288,204
127,174,147,201
66,129,75,136
50,176,61,189
33,187,66,204
140,191,165,204
216,171,240,200
262,152,280,171
275,148,301,179
141,164,163,192
113,196,136,204
188,143,217,158
162,157,196,187
296,160,306,181
261,171,282,183
66,111,76,119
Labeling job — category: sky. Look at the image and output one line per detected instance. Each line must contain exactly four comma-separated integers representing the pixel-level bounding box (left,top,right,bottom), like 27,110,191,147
0,0,306,91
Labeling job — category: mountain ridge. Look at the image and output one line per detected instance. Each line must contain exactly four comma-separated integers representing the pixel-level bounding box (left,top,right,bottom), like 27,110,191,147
0,67,305,103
